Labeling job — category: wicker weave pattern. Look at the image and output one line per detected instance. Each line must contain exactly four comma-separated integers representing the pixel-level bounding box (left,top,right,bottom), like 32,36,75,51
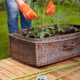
9,30,80,67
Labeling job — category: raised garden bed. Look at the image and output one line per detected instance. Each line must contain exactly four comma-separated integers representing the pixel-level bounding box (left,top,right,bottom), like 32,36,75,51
9,24,80,67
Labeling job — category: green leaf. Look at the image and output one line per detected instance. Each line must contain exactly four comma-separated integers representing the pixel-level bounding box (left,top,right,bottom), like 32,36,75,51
39,31,46,39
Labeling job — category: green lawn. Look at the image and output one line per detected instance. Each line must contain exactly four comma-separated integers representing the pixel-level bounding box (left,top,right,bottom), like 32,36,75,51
0,5,80,60
56,6,80,24
0,11,9,59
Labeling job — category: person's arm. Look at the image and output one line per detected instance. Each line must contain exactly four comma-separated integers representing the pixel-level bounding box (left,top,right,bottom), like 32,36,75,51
15,0,37,20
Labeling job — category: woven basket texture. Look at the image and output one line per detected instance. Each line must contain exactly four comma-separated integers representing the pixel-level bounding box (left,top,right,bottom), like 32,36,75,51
9,25,80,67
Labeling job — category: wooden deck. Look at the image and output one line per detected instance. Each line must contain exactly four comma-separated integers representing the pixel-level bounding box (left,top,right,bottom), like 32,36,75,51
0,57,80,80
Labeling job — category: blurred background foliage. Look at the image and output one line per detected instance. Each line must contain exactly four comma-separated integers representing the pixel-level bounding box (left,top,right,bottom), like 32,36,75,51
0,0,5,8
0,0,80,8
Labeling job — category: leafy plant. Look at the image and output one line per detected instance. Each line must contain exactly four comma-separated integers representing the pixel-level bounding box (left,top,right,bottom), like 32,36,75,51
25,1,80,39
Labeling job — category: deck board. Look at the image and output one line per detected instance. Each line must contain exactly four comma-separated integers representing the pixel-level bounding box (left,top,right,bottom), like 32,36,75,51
40,57,80,80
0,57,80,80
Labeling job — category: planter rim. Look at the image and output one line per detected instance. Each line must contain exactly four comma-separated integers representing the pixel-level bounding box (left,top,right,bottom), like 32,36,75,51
9,31,80,43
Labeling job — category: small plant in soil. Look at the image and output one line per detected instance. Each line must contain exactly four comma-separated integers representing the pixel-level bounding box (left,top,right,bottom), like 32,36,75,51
24,1,80,39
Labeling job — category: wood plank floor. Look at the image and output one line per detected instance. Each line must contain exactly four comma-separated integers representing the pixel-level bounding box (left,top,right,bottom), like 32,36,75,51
0,57,80,80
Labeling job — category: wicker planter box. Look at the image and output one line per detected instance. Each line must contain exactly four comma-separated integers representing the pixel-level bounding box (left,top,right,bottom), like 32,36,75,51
9,25,80,67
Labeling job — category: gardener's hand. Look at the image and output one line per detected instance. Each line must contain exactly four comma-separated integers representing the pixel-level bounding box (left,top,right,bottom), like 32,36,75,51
18,2,37,20
46,1,55,15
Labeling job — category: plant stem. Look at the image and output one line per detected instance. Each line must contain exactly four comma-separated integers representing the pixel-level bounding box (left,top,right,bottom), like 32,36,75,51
9,62,80,80
25,63,80,80
53,67,80,80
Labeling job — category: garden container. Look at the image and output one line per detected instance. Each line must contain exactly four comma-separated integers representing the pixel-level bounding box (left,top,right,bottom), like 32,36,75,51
9,25,80,67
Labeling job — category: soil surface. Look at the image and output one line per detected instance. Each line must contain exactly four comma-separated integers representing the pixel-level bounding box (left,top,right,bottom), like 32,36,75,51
17,24,80,38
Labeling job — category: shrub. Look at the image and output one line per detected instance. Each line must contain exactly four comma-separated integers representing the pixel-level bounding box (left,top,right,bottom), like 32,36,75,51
0,0,5,8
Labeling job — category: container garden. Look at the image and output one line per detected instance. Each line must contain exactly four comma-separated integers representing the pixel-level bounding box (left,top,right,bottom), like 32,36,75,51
9,24,80,67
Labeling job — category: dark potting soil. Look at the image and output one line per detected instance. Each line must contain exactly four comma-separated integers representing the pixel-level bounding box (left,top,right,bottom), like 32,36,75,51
17,24,80,38
25,30,79,38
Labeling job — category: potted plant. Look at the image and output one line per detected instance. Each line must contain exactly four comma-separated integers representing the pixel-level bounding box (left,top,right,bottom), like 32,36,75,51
9,0,80,67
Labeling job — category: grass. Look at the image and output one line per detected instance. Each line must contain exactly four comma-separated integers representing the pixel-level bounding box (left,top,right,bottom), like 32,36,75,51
55,5,80,24
0,11,9,59
0,5,80,60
